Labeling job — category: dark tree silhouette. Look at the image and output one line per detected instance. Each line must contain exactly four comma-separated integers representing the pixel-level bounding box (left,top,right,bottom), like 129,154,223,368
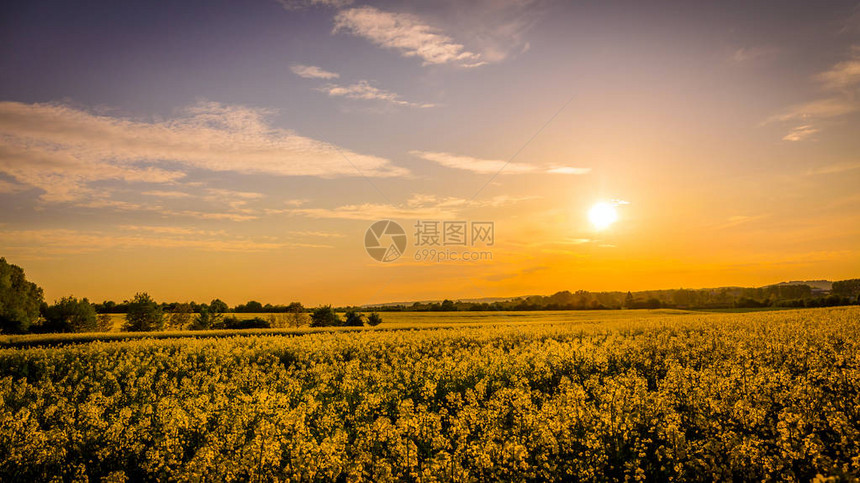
0,257,44,333
41,296,98,333
310,306,341,327
123,293,164,332
344,310,365,327
366,312,383,326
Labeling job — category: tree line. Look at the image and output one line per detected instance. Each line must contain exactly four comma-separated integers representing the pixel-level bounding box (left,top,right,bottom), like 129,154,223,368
2,256,858,334
0,258,383,334
366,282,860,312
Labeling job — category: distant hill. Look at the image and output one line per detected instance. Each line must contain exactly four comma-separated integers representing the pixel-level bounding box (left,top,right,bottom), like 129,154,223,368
765,280,832,291
363,280,844,308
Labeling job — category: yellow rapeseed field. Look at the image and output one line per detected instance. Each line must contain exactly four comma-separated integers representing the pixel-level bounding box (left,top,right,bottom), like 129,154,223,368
1,307,858,481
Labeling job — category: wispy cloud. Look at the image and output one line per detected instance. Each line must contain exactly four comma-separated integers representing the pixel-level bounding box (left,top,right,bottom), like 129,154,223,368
767,46,860,140
815,55,860,90
277,0,352,10
713,214,768,230
141,190,194,199
768,97,858,123
290,64,340,79
782,125,819,142
333,6,483,66
317,81,435,108
410,150,590,175
0,100,407,203
0,228,331,259
807,161,860,175
287,193,534,220
732,46,777,63
288,230,346,238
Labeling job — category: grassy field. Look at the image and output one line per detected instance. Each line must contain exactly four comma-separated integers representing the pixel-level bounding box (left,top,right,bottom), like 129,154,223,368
2,307,858,481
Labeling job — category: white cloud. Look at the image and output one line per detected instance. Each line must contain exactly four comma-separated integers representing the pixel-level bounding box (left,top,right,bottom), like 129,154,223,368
333,6,483,66
816,58,860,90
768,98,858,123
768,47,860,140
782,125,819,142
0,100,407,202
317,80,435,108
290,64,340,79
410,150,590,176
546,166,592,175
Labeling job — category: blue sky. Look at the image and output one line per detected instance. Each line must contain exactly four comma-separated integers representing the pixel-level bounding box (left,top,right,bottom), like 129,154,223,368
1,0,859,305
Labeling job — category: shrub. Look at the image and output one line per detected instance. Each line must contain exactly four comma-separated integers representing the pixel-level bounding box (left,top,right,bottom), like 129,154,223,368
366,312,383,326
189,307,222,331
310,305,341,327
41,296,98,333
221,316,271,330
344,310,365,327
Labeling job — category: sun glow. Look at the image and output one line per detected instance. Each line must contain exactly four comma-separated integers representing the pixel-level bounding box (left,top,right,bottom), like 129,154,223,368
588,202,618,230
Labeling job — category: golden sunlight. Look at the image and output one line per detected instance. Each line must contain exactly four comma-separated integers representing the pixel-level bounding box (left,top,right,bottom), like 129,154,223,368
588,202,618,230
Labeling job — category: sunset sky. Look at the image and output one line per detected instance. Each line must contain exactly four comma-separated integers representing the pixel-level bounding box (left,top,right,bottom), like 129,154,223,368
1,0,859,306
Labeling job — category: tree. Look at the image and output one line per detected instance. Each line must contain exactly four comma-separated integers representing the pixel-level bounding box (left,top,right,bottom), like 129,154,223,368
123,293,164,332
344,310,365,327
624,292,634,309
0,258,44,333
287,302,306,327
310,305,341,327
41,296,99,333
236,300,263,313
209,299,229,314
190,307,223,331
833,279,860,299
96,313,113,332
367,312,383,327
221,316,271,330
167,302,193,330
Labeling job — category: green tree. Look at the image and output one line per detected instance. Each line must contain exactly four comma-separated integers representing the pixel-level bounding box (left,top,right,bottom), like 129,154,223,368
624,291,634,309
168,302,193,330
366,312,383,326
236,300,263,313
0,257,44,333
41,296,98,333
310,305,341,327
287,302,306,327
344,310,365,327
209,299,229,314
833,279,860,299
190,307,223,330
123,293,164,332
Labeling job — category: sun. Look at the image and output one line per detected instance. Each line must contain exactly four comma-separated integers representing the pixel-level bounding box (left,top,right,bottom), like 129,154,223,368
588,202,618,230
